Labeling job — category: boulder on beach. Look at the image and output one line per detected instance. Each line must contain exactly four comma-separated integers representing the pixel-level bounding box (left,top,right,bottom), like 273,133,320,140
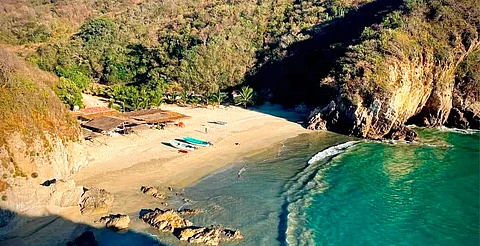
95,214,130,230
79,187,114,215
141,208,192,232
48,179,84,207
175,225,243,245
141,186,166,199
66,231,98,246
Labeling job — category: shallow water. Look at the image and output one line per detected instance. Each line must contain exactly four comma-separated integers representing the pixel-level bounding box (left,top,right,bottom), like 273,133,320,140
178,129,479,246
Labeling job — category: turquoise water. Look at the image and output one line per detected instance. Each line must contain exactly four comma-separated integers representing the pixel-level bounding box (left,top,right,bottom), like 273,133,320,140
180,129,479,246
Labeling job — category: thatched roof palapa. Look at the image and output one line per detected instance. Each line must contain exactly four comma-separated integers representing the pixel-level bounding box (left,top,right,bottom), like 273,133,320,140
74,106,126,120
124,109,189,124
82,116,126,133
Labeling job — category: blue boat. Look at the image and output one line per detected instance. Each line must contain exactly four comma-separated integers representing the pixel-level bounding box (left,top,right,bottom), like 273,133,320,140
183,137,211,147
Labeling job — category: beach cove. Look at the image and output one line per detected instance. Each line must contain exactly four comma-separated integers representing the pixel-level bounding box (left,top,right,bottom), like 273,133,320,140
1,105,478,246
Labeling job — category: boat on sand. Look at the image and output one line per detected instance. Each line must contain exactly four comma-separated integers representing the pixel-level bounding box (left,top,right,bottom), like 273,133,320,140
183,137,211,147
169,140,196,151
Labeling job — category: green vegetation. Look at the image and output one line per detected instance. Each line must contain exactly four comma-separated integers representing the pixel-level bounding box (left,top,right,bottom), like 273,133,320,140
455,49,480,104
0,49,80,154
235,86,255,108
330,0,479,102
1,195,7,201
5,0,372,109
0,0,478,125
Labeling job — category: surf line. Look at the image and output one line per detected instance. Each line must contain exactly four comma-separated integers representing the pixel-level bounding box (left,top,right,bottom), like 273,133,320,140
282,141,359,246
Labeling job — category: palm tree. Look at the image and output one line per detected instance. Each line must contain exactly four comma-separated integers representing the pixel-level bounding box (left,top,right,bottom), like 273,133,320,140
235,86,254,108
212,91,226,107
150,90,164,108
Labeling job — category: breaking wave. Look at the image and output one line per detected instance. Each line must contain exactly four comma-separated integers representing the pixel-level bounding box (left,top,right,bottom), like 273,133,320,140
437,126,480,135
282,141,358,245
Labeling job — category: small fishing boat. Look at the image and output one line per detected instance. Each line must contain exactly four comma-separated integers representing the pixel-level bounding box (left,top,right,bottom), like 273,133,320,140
208,121,227,125
183,137,211,147
169,140,196,151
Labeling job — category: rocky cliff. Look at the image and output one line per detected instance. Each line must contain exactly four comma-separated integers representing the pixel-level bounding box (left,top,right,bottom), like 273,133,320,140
0,49,87,220
307,0,480,140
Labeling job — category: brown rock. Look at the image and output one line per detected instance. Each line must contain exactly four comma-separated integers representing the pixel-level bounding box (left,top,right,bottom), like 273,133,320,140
177,209,201,216
141,186,166,199
49,179,84,207
176,226,243,246
79,188,114,215
385,126,418,141
96,214,130,230
141,208,193,232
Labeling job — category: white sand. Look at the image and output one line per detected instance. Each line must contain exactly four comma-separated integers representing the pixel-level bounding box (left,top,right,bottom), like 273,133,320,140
73,104,307,190
2,104,309,244
62,104,307,223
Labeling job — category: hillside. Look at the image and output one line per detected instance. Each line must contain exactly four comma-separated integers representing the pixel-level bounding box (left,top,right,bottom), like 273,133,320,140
0,48,86,204
0,0,478,141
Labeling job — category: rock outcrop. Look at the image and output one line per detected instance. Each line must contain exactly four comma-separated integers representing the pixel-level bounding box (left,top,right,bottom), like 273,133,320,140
308,41,479,140
95,214,130,230
79,188,114,215
141,186,166,199
141,208,193,232
178,209,201,216
175,226,244,246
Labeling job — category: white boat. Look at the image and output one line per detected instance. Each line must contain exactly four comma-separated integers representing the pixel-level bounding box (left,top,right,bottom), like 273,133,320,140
168,140,196,151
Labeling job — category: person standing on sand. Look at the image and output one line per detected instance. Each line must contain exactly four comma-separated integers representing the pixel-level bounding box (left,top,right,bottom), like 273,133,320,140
205,127,208,134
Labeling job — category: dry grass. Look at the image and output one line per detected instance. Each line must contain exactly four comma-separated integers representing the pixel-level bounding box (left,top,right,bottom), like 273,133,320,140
0,48,80,152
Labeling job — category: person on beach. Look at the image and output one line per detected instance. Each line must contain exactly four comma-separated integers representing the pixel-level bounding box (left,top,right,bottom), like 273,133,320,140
205,127,208,134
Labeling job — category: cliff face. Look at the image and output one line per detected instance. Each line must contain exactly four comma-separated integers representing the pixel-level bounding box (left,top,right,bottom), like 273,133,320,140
0,49,87,217
308,0,480,140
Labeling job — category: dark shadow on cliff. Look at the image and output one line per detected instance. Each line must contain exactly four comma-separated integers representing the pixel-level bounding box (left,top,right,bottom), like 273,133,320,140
247,0,404,107
0,208,166,246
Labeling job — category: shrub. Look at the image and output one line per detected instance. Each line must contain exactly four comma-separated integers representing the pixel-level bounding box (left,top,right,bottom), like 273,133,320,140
1,195,6,201
31,172,38,178
55,77,84,110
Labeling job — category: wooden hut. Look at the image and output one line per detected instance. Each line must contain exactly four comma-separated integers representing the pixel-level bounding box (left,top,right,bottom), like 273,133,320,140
124,109,189,124
81,116,130,135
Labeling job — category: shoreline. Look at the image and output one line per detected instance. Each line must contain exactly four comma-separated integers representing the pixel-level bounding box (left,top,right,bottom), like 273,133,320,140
64,104,308,226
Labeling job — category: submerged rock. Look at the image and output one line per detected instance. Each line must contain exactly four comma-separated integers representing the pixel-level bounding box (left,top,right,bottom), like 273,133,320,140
95,214,130,230
175,225,244,246
66,231,98,246
177,209,201,216
141,208,192,232
79,188,114,215
141,186,166,199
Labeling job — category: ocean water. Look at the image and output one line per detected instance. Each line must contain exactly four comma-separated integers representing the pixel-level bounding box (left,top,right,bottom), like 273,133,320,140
175,129,479,246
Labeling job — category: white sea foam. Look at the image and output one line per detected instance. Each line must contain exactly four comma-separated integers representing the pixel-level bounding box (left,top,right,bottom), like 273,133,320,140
438,126,480,135
283,141,358,246
307,141,359,165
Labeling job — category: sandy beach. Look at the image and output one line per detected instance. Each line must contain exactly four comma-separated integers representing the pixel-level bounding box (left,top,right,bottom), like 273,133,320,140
63,104,308,228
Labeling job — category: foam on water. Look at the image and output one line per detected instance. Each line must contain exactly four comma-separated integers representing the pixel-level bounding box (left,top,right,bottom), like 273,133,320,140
307,141,359,165
437,126,480,134
283,141,358,246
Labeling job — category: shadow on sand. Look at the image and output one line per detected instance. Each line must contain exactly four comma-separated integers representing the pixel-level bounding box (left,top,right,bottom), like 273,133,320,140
0,208,166,246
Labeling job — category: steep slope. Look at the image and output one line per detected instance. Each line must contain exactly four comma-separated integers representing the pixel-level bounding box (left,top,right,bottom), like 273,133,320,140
307,0,479,140
0,49,87,212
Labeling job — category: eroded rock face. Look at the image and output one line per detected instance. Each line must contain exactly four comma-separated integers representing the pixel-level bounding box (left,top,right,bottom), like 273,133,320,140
141,208,193,232
176,226,244,246
308,45,479,140
79,188,114,215
96,214,130,230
